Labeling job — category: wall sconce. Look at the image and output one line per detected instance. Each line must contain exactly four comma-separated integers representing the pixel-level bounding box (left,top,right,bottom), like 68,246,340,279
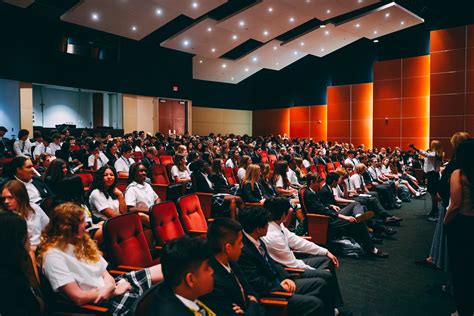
318,120,322,124
385,117,389,124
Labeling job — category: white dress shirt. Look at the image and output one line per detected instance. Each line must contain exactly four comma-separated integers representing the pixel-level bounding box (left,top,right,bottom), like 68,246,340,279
344,157,359,167
33,143,52,158
48,142,62,156
261,222,327,270
15,176,42,204
13,139,32,157
114,156,135,173
286,169,300,186
175,294,200,312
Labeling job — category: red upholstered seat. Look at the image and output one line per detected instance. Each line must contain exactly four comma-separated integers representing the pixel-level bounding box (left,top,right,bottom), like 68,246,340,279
151,164,169,185
103,212,158,268
261,150,269,163
159,155,173,166
334,161,341,168
178,194,208,234
224,167,237,185
77,173,93,191
299,187,329,245
150,202,185,246
133,151,144,161
317,164,326,173
327,162,335,172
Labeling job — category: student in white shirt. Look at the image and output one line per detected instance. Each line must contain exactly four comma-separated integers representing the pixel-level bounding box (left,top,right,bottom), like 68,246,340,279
33,136,52,161
343,151,359,167
225,150,239,169
170,154,191,183
1,180,49,251
48,134,62,157
37,203,163,315
125,162,160,212
114,145,135,177
236,155,251,183
87,142,109,171
13,129,32,157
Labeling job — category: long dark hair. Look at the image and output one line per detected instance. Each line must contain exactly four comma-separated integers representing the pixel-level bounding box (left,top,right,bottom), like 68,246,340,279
211,158,223,175
43,158,67,183
456,138,474,202
273,161,290,188
89,165,118,200
0,212,30,276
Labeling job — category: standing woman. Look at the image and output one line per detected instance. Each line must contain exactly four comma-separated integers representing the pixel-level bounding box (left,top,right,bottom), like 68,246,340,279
0,212,44,316
444,138,474,316
1,180,49,251
411,141,444,220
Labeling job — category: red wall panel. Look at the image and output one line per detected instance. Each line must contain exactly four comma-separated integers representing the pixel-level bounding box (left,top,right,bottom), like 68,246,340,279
402,76,430,98
290,106,310,122
290,122,310,138
309,105,327,141
431,49,466,73
373,99,402,119
431,72,466,95
252,108,290,136
430,26,466,52
401,97,430,118
430,94,465,116
403,55,430,78
373,79,401,100
373,59,401,81
327,85,350,103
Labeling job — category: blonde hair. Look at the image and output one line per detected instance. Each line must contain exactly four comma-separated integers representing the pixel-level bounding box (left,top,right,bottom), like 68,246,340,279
354,163,366,173
335,167,348,178
430,140,444,159
37,203,101,265
243,164,261,191
450,132,470,156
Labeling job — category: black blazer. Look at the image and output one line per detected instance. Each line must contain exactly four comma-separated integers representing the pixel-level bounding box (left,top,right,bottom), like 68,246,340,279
32,176,54,201
193,172,215,193
147,283,197,316
302,187,339,222
318,184,336,205
237,234,289,296
209,173,232,193
201,258,263,316
241,182,264,203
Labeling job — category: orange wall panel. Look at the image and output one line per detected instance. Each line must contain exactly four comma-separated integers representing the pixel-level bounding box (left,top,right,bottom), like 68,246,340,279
430,26,466,52
373,99,401,119
402,97,430,118
401,118,430,137
430,116,464,137
309,105,327,141
430,94,465,116
431,72,466,95
373,118,401,138
373,79,401,99
431,49,466,73
253,108,290,136
373,59,401,81
290,106,310,122
327,102,350,120
352,82,373,102
373,138,401,149
402,76,430,98
290,122,309,138
327,85,350,103
401,137,429,151
352,101,373,120
402,55,430,78
327,120,350,139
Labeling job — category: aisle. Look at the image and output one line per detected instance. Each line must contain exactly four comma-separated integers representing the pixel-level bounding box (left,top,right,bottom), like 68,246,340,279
336,197,455,316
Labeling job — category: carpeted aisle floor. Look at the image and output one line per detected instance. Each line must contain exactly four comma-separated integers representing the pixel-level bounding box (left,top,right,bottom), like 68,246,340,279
336,197,456,316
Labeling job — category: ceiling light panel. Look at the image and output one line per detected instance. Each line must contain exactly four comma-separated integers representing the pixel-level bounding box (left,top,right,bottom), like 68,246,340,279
217,0,313,42
153,0,227,19
192,56,261,84
283,24,361,57
61,0,180,40
161,18,247,58
337,2,424,39
281,0,380,20
2,0,35,8
238,40,307,71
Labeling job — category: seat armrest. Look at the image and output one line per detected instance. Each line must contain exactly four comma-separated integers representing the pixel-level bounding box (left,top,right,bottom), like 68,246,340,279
187,229,207,236
268,291,293,298
301,236,312,240
81,304,109,313
116,265,143,271
259,298,288,306
284,267,305,273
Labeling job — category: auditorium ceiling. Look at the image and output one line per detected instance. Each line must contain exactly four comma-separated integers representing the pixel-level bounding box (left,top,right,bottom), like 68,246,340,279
1,0,427,84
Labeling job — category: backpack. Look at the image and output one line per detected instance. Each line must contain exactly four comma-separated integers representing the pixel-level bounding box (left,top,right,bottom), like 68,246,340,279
330,236,366,258
398,184,411,202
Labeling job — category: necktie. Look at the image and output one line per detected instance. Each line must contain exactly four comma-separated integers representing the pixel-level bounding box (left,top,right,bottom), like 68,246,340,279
359,175,366,190
196,300,216,316
21,141,25,153
257,241,281,284
229,270,246,305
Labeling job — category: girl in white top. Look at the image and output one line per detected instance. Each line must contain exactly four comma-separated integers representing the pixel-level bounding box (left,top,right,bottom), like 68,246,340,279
237,155,251,182
88,166,127,221
125,162,160,212
170,154,191,183
37,203,163,315
1,179,49,250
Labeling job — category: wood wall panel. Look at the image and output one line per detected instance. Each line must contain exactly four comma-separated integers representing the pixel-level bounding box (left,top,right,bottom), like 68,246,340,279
431,72,466,95
373,59,401,80
401,97,430,118
466,93,474,114
309,105,327,141
402,55,430,78
290,122,310,138
402,76,430,97
373,79,401,100
252,108,290,136
373,99,401,119
327,85,350,103
431,49,466,73
430,26,466,52
430,94,465,116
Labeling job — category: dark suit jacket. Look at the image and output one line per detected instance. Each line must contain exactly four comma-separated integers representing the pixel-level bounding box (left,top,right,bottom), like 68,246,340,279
318,184,336,205
31,176,53,201
209,173,231,193
201,258,263,316
193,172,215,193
147,283,196,316
0,137,12,157
302,187,339,222
241,182,264,203
237,234,289,296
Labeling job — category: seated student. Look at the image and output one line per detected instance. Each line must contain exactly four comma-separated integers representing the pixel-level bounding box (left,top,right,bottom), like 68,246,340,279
35,153,53,177
87,142,109,171
273,161,299,198
141,146,158,178
7,157,53,205
258,163,277,198
125,162,160,212
13,129,33,158
147,236,217,316
261,197,348,315
191,159,242,219
0,212,45,316
38,203,163,315
104,142,120,167
47,133,62,157
225,150,240,169
1,180,49,251
360,159,402,207
33,136,52,161
303,173,389,258
343,151,359,167
284,156,303,188
170,154,192,183
236,155,251,182
43,158,71,197
201,218,264,316
237,206,330,316
88,166,127,221
114,144,135,178
241,164,266,204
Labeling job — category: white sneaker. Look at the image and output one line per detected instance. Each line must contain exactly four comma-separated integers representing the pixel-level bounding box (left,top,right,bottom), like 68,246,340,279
396,198,402,203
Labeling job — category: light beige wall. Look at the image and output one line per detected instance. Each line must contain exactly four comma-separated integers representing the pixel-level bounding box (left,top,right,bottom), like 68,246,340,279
123,94,156,134
19,82,33,132
192,106,252,135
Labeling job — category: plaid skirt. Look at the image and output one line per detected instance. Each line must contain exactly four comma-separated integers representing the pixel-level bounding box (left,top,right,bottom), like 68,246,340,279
106,268,152,316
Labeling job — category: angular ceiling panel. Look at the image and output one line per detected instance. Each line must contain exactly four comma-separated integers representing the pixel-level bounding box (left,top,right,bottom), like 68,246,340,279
217,0,313,43
154,0,227,19
61,0,181,40
281,0,380,21
2,0,34,8
283,24,361,57
338,2,424,40
193,56,261,84
160,18,248,58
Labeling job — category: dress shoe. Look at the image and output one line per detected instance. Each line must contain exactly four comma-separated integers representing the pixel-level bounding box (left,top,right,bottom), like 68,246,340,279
355,211,374,223
384,227,397,235
368,249,389,258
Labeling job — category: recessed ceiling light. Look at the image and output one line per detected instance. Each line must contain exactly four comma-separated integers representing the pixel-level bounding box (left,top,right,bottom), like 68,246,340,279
252,57,258,62
326,9,331,14
385,12,390,18
211,48,216,53
91,13,99,21
199,59,203,63
321,48,325,52
231,77,234,81
239,20,245,27
207,27,212,32
222,63,227,69
358,0,363,3
232,34,238,40
263,30,269,36
131,25,137,31
273,46,278,50
289,17,295,23
373,39,379,43
183,40,190,47
276,62,279,66
320,24,326,28
244,67,249,72
400,21,405,25
155,8,162,16
355,23,360,28
373,30,378,34
268,7,273,12
305,0,311,3
293,51,298,55
325,30,329,35
300,42,305,46
191,2,199,9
